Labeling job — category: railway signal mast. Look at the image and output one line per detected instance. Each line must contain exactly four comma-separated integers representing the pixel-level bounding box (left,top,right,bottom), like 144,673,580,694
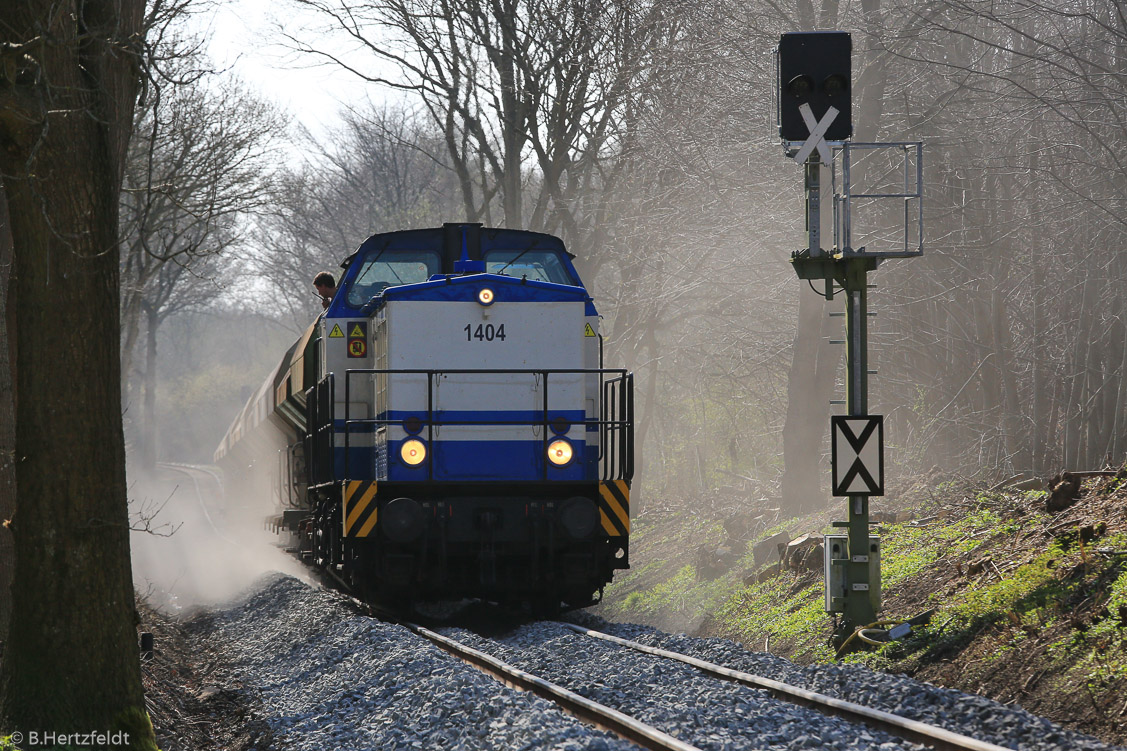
776,31,923,649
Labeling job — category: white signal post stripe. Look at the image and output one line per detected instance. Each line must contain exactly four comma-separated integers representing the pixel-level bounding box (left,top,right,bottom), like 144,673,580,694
793,103,839,166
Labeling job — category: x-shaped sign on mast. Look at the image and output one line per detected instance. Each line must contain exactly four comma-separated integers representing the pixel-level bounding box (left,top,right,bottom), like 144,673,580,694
793,103,839,166
831,415,884,496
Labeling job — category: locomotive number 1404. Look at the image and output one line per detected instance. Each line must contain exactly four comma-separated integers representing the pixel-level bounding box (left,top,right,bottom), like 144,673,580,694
463,323,507,342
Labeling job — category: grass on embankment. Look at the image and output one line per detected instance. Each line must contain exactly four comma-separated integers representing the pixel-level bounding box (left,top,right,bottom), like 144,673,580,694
592,473,1127,744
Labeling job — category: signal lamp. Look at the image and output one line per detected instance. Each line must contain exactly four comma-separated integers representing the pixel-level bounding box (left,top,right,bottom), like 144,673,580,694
786,75,814,98
401,439,427,466
547,439,573,466
822,73,848,97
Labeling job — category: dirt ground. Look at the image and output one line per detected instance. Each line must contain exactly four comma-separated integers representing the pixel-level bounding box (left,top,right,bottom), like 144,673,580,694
137,603,278,751
890,476,1127,745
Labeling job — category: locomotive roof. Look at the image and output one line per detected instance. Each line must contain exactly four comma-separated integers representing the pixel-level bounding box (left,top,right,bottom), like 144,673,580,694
324,223,592,317
339,224,577,272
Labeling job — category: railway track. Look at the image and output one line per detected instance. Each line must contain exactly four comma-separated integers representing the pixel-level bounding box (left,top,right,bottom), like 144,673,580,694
403,617,1017,751
155,461,235,544
403,621,700,751
194,576,1118,751
166,474,1094,751
303,545,1020,751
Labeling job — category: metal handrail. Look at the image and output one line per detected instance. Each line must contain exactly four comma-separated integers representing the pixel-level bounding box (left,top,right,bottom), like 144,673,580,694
832,141,924,258
304,373,336,487
315,367,633,483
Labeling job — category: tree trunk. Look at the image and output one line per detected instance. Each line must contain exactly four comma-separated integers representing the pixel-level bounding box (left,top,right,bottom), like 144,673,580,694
0,182,14,643
1064,274,1096,469
781,290,828,512
1111,307,1127,463
141,304,158,469
632,321,660,510
0,1,155,744
1031,253,1047,474
1045,378,1062,473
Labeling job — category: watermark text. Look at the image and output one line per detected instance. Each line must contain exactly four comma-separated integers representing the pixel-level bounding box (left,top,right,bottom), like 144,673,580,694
9,729,131,748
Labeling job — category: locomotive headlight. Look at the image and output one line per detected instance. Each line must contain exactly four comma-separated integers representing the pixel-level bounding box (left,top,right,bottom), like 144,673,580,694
401,439,427,466
547,439,573,466
477,288,495,306
559,496,598,539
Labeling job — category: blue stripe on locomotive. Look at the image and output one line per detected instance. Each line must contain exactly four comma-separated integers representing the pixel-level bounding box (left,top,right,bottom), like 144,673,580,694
333,409,597,482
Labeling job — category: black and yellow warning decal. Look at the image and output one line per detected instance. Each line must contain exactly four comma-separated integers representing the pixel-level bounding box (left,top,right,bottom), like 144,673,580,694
584,322,597,337
347,321,368,359
342,480,379,537
328,323,345,338
597,480,630,536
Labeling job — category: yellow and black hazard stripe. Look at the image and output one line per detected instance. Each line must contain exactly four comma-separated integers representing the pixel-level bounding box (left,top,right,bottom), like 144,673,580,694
342,480,379,538
597,480,630,536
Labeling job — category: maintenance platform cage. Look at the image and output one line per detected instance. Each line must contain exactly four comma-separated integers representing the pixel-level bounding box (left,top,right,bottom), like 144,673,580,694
831,141,923,259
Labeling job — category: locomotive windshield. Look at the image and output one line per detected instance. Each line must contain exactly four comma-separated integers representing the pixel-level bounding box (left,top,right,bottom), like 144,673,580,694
347,248,442,306
484,249,575,285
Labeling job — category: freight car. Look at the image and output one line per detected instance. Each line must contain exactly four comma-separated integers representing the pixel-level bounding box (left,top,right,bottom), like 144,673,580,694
215,224,633,611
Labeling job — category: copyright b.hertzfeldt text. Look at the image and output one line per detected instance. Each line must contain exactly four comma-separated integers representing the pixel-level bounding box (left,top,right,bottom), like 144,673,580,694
8,729,131,748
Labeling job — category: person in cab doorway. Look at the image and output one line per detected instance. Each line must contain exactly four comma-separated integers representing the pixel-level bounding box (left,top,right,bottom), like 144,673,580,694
314,271,337,310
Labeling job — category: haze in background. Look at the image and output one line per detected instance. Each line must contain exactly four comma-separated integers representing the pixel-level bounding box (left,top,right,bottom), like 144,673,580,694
126,309,310,609
131,0,1127,530
199,0,403,140
129,462,310,609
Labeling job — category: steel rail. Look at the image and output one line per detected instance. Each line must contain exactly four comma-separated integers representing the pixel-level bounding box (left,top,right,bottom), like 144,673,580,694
156,462,240,547
401,621,703,751
559,623,1015,751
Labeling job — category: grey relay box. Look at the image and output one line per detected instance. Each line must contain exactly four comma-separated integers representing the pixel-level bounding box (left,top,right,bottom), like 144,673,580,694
824,534,881,614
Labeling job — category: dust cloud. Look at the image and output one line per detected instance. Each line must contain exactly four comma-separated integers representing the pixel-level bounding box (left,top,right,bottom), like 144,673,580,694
128,462,310,612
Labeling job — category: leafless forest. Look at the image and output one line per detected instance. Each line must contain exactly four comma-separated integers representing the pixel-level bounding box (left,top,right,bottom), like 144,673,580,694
107,0,1127,512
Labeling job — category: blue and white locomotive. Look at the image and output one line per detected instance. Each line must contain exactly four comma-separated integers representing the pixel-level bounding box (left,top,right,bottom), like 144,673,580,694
216,224,633,610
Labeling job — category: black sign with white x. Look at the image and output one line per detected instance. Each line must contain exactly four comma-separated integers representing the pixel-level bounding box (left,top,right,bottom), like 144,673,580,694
831,415,884,496
792,103,839,166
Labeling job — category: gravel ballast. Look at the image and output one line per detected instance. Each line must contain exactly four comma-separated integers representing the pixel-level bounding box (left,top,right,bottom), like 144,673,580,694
567,613,1126,751
196,575,1125,751
437,620,922,751
197,575,632,750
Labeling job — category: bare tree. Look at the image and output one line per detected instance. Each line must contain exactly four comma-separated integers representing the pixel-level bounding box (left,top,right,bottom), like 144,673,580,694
868,0,1127,475
120,63,285,466
0,183,14,645
253,105,462,327
0,0,158,742
280,0,681,254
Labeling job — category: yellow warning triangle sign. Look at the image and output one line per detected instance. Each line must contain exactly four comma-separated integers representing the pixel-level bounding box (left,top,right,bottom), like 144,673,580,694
328,324,344,338
349,324,365,338
584,323,596,337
